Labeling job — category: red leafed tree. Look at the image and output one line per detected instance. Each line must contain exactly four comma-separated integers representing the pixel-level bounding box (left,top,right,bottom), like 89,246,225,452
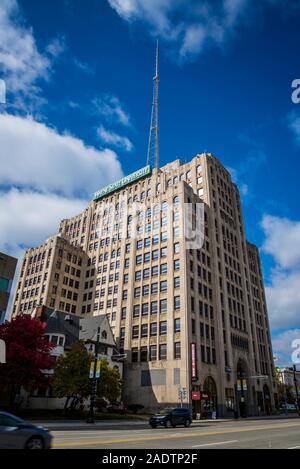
0,314,54,406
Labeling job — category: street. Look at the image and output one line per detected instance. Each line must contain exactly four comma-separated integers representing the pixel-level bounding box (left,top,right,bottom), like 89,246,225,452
50,416,300,449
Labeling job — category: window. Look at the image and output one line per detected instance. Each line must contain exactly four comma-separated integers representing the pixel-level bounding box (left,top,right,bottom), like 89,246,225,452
174,318,181,333
121,307,126,319
131,348,138,362
133,305,140,317
151,282,158,294
159,343,167,360
136,255,142,265
149,345,157,361
174,243,180,254
160,299,167,313
160,280,167,292
151,301,158,314
174,342,181,359
152,265,159,277
174,277,180,289
140,347,148,362
141,324,148,337
150,322,157,336
160,247,167,257
137,240,143,250
135,271,142,281
152,249,159,260
132,325,139,339
142,303,149,315
159,320,167,335
174,259,180,271
160,263,167,275
142,285,149,296
144,252,151,263
143,268,150,279
134,287,141,298
174,296,180,310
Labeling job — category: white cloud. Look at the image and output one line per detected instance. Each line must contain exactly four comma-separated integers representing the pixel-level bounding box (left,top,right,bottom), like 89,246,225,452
0,113,123,197
261,215,300,270
73,58,95,75
0,189,87,258
107,0,251,62
272,329,300,366
0,0,64,111
261,215,300,330
93,94,131,127
97,125,133,152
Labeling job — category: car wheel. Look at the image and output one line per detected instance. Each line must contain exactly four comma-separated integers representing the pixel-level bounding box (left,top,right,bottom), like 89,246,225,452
184,419,191,427
165,419,172,428
150,424,157,429
25,436,44,449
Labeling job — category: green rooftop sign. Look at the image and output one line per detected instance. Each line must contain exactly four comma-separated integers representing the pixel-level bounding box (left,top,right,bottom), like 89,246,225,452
93,165,152,201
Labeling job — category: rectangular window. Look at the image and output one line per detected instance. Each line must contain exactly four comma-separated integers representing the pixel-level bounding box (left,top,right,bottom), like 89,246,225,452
140,347,148,362
132,325,139,339
141,324,148,337
160,280,167,292
142,303,149,315
150,322,157,336
160,263,167,275
159,343,167,360
133,305,140,317
151,282,158,294
159,320,167,335
174,342,181,359
151,301,158,314
174,296,180,310
160,299,167,313
131,348,138,362
149,345,157,361
174,318,181,333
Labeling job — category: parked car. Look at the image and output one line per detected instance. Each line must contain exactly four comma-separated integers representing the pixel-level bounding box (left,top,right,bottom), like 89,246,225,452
149,407,192,428
0,411,52,449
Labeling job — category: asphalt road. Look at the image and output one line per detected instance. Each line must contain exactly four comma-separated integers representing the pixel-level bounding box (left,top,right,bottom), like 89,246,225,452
52,417,300,449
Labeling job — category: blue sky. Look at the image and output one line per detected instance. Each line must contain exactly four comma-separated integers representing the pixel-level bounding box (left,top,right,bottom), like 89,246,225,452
0,0,300,365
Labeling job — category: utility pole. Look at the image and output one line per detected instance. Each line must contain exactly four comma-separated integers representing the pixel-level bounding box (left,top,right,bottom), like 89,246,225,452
87,326,101,423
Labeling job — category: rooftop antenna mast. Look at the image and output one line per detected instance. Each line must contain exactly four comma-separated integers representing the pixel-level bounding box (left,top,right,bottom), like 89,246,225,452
147,40,159,169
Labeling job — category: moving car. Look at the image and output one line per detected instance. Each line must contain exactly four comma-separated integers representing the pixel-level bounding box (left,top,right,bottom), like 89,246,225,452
0,411,52,449
149,407,192,428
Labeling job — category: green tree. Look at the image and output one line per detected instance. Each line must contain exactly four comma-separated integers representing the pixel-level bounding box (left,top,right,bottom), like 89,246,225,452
51,341,91,412
97,359,122,402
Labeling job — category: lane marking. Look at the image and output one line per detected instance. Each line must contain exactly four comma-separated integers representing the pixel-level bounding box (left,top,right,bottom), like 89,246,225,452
53,421,300,448
192,440,238,448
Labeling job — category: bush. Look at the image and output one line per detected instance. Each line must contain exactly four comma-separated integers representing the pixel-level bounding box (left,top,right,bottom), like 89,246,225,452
127,404,144,414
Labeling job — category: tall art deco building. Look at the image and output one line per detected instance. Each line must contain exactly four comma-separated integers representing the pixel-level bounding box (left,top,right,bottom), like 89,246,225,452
12,152,277,416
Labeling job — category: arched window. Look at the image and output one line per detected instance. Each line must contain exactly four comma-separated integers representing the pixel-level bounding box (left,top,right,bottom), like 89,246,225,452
101,330,107,339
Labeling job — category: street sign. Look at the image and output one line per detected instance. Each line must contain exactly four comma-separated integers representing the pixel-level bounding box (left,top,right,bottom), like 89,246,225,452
89,360,101,379
192,391,201,400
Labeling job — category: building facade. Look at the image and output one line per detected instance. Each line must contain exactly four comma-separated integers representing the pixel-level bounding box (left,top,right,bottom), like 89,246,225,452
0,252,17,324
12,152,277,416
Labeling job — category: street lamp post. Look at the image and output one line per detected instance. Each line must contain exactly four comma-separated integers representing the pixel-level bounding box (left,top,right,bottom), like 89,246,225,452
87,326,101,424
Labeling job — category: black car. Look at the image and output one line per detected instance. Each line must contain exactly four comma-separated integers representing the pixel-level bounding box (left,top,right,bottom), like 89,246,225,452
0,411,52,449
149,408,192,428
